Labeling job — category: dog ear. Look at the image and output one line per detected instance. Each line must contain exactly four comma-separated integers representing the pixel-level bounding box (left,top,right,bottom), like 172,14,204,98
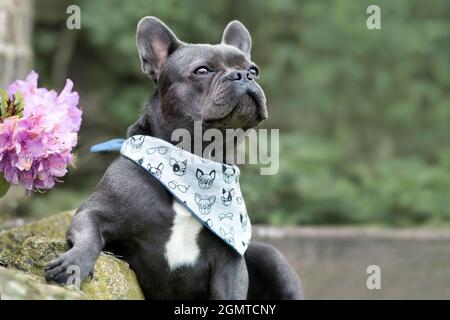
196,168,204,179
221,20,252,58
209,195,216,205
210,170,216,180
136,16,182,81
195,193,201,204
169,158,176,166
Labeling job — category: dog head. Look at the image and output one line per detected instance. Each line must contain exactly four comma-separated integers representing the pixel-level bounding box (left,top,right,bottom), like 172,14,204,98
195,193,216,215
133,17,267,138
196,168,216,190
222,164,237,183
221,188,236,206
169,158,187,176
147,162,164,179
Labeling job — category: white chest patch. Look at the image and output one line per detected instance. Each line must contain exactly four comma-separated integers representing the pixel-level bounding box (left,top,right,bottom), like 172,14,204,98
165,201,203,270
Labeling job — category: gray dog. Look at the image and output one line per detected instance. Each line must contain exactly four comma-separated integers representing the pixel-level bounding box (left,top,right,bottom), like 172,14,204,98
45,16,303,300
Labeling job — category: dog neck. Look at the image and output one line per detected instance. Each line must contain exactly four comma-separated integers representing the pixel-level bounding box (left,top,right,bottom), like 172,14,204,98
127,93,241,164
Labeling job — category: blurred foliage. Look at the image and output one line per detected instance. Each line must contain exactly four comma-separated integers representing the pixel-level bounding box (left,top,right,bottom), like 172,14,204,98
2,0,450,226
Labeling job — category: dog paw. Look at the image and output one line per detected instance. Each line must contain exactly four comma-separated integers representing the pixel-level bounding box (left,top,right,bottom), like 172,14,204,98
44,247,95,287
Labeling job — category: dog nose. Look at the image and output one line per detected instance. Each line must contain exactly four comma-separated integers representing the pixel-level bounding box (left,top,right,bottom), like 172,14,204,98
226,70,253,82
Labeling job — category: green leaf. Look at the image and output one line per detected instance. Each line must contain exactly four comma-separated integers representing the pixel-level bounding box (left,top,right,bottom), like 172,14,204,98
0,103,5,120
13,91,24,117
0,88,7,100
0,174,10,198
0,88,7,119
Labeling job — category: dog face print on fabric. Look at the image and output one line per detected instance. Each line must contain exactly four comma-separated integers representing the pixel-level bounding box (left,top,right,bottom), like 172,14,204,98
240,211,249,232
130,136,145,152
222,164,237,184
220,227,235,246
169,158,187,176
195,193,216,215
147,162,164,179
196,169,216,190
221,188,235,206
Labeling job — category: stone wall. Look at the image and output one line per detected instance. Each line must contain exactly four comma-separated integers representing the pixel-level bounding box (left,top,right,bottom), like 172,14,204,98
254,226,450,299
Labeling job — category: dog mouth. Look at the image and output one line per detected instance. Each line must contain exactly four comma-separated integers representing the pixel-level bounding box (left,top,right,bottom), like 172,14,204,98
203,89,267,129
247,89,268,120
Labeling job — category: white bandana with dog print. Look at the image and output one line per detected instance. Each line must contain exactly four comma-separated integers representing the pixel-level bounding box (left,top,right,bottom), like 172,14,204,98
121,135,251,255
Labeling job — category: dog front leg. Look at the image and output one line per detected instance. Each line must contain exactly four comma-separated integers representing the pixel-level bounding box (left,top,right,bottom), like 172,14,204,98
209,256,249,300
45,210,104,287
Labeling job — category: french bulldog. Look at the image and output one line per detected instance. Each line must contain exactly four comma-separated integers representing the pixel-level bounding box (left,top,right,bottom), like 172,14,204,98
221,188,236,206
222,164,237,183
169,158,187,176
45,16,303,299
195,193,217,215
196,168,216,190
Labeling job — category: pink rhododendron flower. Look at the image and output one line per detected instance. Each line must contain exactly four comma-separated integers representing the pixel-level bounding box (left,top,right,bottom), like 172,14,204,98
0,71,82,192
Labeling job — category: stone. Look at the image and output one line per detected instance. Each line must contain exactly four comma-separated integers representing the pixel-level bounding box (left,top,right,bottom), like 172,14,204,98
0,266,83,300
7,236,144,299
0,211,74,266
0,212,145,300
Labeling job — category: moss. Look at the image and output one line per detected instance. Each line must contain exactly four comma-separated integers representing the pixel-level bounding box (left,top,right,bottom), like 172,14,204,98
9,237,68,277
0,211,74,258
82,252,144,300
0,266,83,300
0,249,12,267
0,212,144,299
7,236,144,300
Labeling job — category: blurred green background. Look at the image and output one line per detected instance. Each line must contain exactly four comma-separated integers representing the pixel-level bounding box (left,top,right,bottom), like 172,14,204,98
2,0,450,227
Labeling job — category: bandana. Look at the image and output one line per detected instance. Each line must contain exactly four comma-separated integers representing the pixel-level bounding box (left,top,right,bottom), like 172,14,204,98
91,135,252,255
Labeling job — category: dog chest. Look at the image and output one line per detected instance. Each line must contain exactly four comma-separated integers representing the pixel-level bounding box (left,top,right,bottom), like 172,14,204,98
165,201,203,270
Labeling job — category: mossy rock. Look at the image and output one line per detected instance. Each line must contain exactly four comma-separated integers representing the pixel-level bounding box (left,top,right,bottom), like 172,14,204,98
5,237,144,300
9,237,67,276
0,211,74,264
0,212,145,300
7,236,144,300
0,266,83,300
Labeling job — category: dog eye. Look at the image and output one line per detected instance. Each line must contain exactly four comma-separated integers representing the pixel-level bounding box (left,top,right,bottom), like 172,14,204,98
194,66,211,75
249,66,259,77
